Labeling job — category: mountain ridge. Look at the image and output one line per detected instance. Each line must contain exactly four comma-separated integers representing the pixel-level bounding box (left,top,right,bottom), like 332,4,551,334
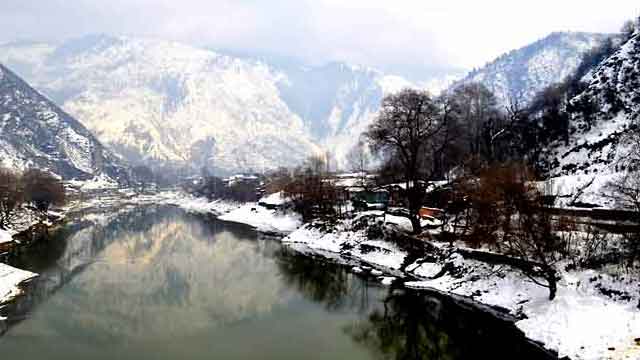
0,35,436,172
0,62,128,181
454,31,612,108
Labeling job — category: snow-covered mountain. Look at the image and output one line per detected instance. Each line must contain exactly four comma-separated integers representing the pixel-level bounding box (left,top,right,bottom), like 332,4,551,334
0,35,443,172
456,32,611,107
0,35,320,173
0,63,127,181
542,30,640,207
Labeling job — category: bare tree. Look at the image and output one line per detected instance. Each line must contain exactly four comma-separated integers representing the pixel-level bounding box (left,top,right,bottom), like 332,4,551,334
365,89,449,233
449,83,502,162
346,139,371,187
608,173,640,212
0,167,23,230
621,19,638,41
305,154,328,176
283,155,342,221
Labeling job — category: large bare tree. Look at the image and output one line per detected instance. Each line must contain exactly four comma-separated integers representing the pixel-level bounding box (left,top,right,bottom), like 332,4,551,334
365,89,449,233
346,139,371,188
449,82,503,163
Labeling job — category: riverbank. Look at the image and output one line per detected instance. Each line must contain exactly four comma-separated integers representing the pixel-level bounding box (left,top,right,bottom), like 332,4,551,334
164,192,301,234
0,263,36,308
282,218,640,360
0,189,180,309
168,193,640,360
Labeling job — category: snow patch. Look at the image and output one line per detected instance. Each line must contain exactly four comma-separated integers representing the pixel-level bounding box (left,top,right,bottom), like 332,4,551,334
219,204,301,234
0,263,37,305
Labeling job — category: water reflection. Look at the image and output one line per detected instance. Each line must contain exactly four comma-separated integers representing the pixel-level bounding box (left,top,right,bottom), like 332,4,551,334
1,206,556,359
7,207,292,340
276,249,556,360
275,248,379,312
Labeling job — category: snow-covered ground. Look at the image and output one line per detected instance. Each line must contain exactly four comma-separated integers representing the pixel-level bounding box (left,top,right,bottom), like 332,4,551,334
406,255,640,360
219,204,301,234
258,191,289,207
0,263,36,307
157,192,242,216
150,191,301,234
283,212,409,273
538,169,624,209
66,173,119,191
282,216,640,360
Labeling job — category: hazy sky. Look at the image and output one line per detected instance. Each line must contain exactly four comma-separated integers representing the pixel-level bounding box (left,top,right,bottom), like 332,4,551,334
2,0,638,76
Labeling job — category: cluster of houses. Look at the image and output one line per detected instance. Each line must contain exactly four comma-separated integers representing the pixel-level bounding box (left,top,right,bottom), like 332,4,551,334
328,172,448,222
184,171,449,228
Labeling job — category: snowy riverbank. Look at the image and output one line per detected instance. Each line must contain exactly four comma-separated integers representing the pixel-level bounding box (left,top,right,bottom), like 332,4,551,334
62,190,640,359
281,213,640,360
162,193,640,359
164,191,302,234
0,263,36,308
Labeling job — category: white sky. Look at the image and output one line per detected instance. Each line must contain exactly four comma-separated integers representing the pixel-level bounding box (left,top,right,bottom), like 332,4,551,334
1,0,638,76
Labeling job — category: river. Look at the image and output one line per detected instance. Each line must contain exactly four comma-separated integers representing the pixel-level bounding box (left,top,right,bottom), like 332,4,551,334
0,205,556,359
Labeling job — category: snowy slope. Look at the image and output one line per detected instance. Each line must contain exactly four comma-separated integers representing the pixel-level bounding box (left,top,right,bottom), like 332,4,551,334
542,30,640,207
0,36,319,172
0,36,425,172
456,32,610,107
0,63,128,181
0,35,467,172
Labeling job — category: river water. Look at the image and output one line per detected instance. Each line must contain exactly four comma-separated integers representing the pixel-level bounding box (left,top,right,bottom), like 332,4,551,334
0,206,555,359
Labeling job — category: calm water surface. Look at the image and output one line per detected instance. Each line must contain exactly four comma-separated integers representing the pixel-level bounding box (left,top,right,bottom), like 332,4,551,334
0,206,555,359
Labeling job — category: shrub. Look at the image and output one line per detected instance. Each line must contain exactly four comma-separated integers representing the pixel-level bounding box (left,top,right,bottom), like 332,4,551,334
457,163,560,299
22,169,65,216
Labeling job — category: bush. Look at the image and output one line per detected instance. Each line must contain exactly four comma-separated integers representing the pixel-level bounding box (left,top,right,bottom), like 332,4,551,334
456,163,560,299
22,169,65,216
283,174,343,222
